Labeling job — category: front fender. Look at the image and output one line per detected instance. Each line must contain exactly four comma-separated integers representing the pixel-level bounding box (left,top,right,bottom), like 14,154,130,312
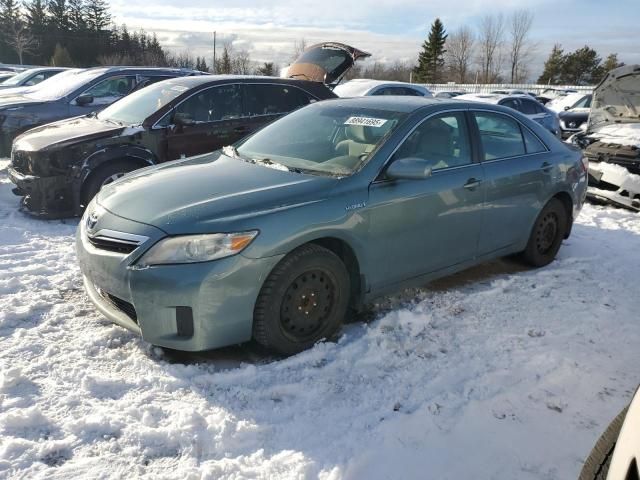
79,144,157,183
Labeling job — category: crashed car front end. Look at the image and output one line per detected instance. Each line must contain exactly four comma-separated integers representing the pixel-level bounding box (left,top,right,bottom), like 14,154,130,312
8,145,84,217
575,64,640,211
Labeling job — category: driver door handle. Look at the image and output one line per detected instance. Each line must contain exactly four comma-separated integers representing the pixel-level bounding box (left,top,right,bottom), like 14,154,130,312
463,178,482,190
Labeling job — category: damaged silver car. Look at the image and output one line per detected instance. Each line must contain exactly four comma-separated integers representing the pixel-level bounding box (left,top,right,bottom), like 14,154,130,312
572,64,640,211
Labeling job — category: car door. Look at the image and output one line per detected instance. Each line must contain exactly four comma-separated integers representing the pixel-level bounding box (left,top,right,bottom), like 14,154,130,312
471,110,552,255
164,83,244,160
240,83,315,137
519,97,556,130
366,111,485,290
69,74,138,116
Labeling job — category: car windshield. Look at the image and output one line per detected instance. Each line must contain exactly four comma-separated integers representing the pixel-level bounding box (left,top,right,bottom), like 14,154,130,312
98,80,188,125
25,69,100,101
235,103,407,176
1,69,37,86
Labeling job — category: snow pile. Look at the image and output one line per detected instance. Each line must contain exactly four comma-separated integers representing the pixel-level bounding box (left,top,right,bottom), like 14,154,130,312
0,158,639,479
589,123,640,148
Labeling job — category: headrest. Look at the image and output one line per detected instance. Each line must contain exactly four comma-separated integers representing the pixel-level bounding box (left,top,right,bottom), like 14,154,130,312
345,124,369,143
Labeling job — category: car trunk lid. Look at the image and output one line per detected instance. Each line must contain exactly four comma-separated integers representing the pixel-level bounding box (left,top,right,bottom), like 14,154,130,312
284,42,371,85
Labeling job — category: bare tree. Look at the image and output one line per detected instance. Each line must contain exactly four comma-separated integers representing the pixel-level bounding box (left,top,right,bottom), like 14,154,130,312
477,14,504,83
232,48,252,74
446,26,475,83
508,10,535,83
291,38,307,61
7,22,37,65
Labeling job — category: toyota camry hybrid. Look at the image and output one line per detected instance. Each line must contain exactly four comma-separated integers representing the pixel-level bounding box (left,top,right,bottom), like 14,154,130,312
76,97,588,355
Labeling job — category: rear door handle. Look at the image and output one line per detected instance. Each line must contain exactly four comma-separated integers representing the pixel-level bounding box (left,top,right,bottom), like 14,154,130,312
463,178,482,190
540,161,553,172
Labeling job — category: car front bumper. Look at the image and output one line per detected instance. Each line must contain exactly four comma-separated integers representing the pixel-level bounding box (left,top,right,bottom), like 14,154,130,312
75,209,283,351
587,162,640,211
8,166,78,217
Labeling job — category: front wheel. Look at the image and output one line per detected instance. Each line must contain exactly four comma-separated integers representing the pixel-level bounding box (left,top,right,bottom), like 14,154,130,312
253,244,350,356
81,160,138,208
521,198,568,267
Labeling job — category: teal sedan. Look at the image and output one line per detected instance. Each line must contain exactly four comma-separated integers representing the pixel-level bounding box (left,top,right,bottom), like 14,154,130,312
76,97,588,355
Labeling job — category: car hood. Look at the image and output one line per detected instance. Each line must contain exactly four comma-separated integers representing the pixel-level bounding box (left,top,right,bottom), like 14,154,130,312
588,64,640,133
559,110,589,121
96,152,339,234
13,115,125,152
285,42,371,85
0,94,46,109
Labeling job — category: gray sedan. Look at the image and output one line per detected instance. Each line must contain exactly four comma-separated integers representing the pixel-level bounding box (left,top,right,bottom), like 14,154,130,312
76,97,588,355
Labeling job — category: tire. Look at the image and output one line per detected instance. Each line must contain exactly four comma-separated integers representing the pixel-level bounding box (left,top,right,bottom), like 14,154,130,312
81,160,139,207
521,198,568,267
253,244,350,356
579,406,629,480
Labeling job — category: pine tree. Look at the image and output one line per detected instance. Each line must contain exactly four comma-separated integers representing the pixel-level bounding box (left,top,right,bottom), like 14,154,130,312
0,0,22,62
216,44,232,74
560,46,601,85
537,44,564,84
68,0,86,32
48,0,69,32
85,0,110,31
413,18,448,83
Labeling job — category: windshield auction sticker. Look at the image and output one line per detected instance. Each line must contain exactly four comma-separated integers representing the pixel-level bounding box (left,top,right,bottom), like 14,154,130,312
344,116,388,127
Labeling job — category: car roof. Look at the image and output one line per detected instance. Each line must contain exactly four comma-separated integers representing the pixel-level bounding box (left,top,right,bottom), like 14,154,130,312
81,66,202,76
154,74,334,88
317,95,468,113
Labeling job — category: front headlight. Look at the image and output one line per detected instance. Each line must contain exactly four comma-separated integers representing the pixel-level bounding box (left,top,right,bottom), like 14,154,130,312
137,231,259,267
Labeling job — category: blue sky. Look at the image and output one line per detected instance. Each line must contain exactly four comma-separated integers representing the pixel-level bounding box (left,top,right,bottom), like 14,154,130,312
109,0,640,80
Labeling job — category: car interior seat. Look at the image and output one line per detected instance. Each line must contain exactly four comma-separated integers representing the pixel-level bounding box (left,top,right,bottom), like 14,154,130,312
335,124,377,159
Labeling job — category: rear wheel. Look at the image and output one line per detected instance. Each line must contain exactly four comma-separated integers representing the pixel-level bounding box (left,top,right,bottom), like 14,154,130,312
253,244,350,356
521,198,567,267
81,160,140,208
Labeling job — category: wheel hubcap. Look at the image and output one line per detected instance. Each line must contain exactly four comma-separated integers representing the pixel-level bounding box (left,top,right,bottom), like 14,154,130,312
100,172,126,188
280,269,336,341
535,212,558,254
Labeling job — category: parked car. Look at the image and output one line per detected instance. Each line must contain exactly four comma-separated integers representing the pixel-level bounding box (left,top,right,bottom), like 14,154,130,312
0,66,202,156
0,67,67,90
537,87,579,104
572,64,640,212
334,79,432,97
0,68,81,97
546,92,592,113
76,96,588,355
580,386,640,480
558,94,592,138
9,42,369,218
0,72,16,83
490,88,535,97
434,90,466,98
456,93,561,136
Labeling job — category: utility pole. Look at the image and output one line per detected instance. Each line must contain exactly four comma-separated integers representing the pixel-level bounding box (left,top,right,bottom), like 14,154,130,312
212,31,216,74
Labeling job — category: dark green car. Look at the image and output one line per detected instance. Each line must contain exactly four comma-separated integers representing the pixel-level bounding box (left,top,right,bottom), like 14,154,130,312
76,97,589,355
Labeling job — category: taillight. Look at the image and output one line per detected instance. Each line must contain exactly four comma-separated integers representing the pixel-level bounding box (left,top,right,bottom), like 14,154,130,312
580,155,588,174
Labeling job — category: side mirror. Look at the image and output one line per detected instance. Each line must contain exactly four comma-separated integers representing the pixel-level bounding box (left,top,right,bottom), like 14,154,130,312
386,157,433,180
564,106,571,111
174,112,195,127
76,95,94,107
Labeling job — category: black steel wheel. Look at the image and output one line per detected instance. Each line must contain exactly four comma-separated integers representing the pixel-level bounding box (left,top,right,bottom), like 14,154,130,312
522,198,568,267
253,244,350,355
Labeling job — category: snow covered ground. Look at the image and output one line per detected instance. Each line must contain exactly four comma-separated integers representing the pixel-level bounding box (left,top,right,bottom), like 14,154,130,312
0,158,639,480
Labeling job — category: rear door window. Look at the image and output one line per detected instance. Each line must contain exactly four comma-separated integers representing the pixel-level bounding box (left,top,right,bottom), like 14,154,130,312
519,99,539,115
473,112,526,160
243,84,314,116
522,128,547,154
500,99,519,111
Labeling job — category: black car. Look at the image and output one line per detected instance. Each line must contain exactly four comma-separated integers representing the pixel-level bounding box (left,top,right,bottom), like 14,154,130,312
0,67,68,90
0,66,202,155
558,94,592,138
8,43,369,217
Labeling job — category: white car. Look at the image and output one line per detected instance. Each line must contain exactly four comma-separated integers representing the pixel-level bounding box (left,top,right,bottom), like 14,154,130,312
580,386,640,480
546,92,592,113
333,79,432,97
455,93,561,136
